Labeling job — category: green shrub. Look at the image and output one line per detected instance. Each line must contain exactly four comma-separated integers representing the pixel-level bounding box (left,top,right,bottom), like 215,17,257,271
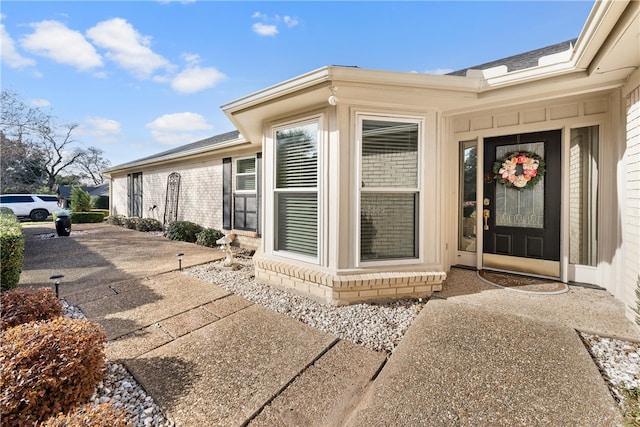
135,217,163,232
196,228,225,247
0,211,24,291
0,207,14,215
92,195,110,210
70,212,105,224
42,402,129,427
91,208,110,217
105,214,126,226
70,187,92,212
166,221,203,243
0,317,106,426
0,287,62,330
122,216,139,230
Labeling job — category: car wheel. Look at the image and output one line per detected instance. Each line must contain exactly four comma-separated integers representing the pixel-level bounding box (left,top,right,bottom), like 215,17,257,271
30,209,49,222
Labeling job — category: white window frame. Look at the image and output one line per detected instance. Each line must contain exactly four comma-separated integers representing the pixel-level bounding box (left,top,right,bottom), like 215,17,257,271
235,156,257,194
355,113,424,267
271,115,323,264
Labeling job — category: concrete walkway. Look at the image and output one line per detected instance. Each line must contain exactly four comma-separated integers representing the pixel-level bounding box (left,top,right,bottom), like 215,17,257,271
18,223,640,426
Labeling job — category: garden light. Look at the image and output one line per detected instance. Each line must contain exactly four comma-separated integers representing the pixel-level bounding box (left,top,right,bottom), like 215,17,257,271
49,274,64,298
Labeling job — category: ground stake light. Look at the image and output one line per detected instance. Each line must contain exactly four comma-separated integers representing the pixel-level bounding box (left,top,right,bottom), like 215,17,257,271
49,274,64,298
177,253,184,271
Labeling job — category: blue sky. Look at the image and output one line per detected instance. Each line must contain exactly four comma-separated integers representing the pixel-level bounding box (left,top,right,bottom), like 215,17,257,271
1,1,594,167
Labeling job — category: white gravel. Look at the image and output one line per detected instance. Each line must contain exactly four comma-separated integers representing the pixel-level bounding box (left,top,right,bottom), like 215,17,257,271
61,259,639,426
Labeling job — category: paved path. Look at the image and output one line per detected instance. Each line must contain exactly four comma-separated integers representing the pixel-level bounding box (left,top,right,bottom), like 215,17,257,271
18,223,640,426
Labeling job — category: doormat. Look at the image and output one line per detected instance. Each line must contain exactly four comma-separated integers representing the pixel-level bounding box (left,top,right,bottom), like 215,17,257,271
478,270,569,295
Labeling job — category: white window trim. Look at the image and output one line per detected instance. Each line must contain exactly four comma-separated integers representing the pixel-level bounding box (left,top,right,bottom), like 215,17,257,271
355,113,424,268
271,115,324,265
235,155,257,194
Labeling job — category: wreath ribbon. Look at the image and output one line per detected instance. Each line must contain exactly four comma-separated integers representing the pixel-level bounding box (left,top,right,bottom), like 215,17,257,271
492,151,545,190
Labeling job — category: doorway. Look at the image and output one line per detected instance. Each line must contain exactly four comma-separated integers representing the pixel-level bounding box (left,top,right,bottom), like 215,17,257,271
482,130,561,277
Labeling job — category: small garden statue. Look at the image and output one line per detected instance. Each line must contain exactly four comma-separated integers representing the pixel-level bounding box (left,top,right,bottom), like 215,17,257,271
216,234,235,267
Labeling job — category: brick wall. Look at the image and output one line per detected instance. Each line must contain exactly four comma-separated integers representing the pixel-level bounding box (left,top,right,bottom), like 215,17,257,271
254,253,445,305
624,84,639,321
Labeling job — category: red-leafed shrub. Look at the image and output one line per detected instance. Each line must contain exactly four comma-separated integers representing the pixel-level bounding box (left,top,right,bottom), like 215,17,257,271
0,287,63,330
0,317,107,426
41,402,130,427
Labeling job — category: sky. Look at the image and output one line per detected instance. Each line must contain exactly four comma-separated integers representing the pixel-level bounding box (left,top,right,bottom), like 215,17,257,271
1,1,595,167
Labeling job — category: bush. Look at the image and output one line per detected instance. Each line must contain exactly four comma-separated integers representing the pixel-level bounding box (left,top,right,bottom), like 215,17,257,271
122,216,139,230
70,212,105,224
0,287,62,330
166,221,203,243
42,402,129,427
91,208,110,217
0,207,14,215
105,214,126,226
196,228,224,247
92,195,110,210
0,211,24,291
135,217,163,232
70,187,92,212
0,317,106,426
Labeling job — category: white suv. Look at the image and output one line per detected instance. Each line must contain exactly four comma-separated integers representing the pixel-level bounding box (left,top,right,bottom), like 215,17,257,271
0,194,61,222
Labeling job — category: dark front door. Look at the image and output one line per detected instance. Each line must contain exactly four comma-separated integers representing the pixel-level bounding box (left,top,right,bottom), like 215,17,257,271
482,130,561,277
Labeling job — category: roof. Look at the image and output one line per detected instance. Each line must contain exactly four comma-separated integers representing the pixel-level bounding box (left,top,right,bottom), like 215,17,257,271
103,130,242,173
447,39,578,77
58,183,109,198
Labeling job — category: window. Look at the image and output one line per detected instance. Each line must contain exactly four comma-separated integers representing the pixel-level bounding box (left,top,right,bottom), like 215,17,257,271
236,157,256,192
127,172,143,217
358,117,420,262
0,195,34,203
274,120,319,259
569,126,598,266
458,141,477,252
234,157,258,231
37,195,60,202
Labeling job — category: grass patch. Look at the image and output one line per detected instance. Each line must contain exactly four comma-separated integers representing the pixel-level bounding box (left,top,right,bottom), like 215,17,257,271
624,388,640,426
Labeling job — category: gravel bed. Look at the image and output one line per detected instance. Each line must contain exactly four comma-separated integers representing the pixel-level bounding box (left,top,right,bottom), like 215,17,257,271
580,333,640,405
61,260,639,426
184,257,424,354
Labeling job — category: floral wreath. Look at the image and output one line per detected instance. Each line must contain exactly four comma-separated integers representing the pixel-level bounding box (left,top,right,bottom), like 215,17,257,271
492,151,545,190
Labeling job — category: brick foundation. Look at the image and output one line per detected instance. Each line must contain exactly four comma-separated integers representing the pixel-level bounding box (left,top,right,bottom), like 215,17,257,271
254,254,446,306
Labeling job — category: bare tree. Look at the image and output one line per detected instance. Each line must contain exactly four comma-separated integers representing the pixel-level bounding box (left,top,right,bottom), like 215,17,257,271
1,90,110,193
73,146,111,185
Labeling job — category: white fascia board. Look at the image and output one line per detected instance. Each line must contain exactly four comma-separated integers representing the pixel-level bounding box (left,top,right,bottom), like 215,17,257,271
221,67,332,113
221,66,484,115
102,137,249,174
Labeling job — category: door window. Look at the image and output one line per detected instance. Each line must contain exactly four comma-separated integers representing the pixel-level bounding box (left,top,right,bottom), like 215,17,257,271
459,141,477,252
494,142,545,229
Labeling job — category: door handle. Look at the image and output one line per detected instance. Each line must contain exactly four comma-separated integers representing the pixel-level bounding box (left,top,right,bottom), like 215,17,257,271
483,209,490,230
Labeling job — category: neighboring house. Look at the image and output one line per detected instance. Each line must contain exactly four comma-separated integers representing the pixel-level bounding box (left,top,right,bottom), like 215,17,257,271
105,0,640,321
58,184,110,208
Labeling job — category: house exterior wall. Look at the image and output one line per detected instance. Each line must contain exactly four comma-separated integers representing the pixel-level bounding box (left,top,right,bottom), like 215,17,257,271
108,146,261,248
622,69,640,322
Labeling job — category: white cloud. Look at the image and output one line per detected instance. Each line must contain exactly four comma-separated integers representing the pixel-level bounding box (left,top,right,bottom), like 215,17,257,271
252,22,278,37
1,22,36,68
423,68,454,75
86,18,172,79
171,66,226,94
20,20,102,71
283,16,299,28
146,112,213,145
77,117,122,143
251,13,300,36
30,98,50,107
